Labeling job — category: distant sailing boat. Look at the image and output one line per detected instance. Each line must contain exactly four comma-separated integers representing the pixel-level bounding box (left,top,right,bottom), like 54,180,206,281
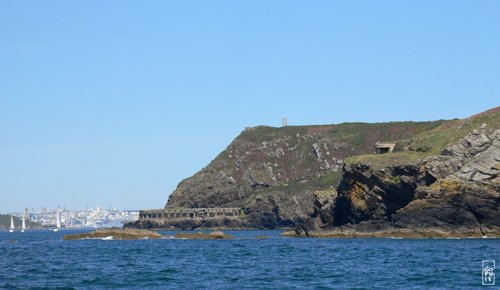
21,215,26,233
9,216,14,233
53,210,61,232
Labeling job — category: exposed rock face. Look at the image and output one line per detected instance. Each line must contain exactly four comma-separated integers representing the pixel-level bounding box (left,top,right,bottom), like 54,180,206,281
311,189,338,228
393,181,499,236
393,129,500,235
162,122,444,229
325,123,500,237
334,163,420,225
447,129,500,183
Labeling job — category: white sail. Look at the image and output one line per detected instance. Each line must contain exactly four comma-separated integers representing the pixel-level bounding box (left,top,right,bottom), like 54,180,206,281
22,215,26,232
56,210,61,229
9,216,15,232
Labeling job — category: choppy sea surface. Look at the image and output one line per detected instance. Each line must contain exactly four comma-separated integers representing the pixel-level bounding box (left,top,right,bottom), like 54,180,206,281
1,230,498,289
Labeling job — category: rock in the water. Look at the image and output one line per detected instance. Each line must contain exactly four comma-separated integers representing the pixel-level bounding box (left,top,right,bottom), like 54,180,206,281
174,231,234,240
63,228,162,240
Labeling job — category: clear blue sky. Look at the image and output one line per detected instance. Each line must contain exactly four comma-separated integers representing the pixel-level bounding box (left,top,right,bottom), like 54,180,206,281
1,1,498,213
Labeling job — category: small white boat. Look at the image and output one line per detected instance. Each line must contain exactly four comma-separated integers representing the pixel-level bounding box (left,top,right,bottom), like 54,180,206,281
53,209,61,232
9,216,14,233
21,215,26,233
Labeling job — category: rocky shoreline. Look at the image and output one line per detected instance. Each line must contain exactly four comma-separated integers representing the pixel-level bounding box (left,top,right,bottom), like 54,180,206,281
281,224,500,239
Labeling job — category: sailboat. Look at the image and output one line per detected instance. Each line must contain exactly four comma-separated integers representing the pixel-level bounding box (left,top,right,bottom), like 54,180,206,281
21,215,26,233
9,216,14,233
53,209,61,232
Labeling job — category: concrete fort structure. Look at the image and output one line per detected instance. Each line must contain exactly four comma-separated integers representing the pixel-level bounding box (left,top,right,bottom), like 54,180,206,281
375,142,396,154
139,208,242,221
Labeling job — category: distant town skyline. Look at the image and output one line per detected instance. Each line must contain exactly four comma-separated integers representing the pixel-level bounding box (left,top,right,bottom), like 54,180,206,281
6,206,139,229
1,1,499,212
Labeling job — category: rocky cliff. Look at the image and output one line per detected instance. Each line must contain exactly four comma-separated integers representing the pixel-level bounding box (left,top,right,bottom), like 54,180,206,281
162,121,444,229
131,107,500,237
305,107,500,237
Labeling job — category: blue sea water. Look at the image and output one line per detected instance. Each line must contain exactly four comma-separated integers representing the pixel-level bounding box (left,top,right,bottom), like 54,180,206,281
0,230,498,289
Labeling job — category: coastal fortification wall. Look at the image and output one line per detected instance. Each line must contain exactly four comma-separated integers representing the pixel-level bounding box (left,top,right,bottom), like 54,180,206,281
139,208,241,221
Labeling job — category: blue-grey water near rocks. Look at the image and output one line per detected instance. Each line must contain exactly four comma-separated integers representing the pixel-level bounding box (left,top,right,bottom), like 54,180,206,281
1,230,498,289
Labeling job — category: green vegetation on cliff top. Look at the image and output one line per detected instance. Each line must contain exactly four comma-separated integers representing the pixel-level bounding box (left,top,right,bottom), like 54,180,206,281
404,106,499,155
241,121,445,147
345,107,500,167
237,121,447,167
345,151,430,169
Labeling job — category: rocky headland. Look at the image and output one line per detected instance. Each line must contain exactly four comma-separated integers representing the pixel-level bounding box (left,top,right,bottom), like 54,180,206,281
127,107,500,238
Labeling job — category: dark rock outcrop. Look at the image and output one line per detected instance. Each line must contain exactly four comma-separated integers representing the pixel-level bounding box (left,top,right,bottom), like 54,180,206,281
128,217,249,230
312,119,500,237
333,163,419,225
63,228,162,240
175,231,235,240
390,129,500,236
